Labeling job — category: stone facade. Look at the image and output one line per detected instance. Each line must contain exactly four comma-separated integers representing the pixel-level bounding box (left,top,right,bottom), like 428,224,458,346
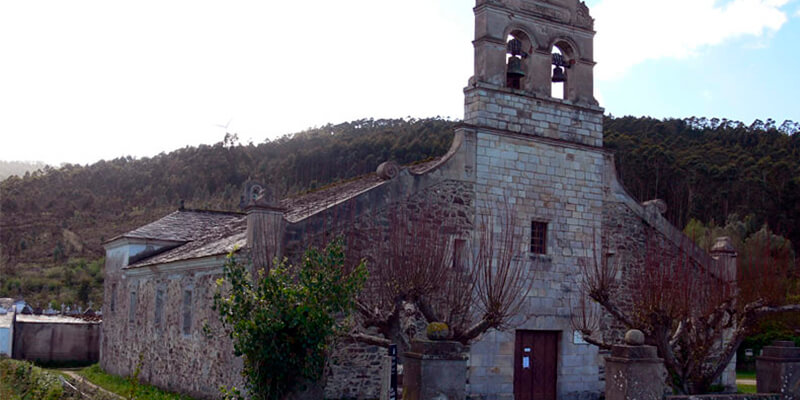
101,1,734,399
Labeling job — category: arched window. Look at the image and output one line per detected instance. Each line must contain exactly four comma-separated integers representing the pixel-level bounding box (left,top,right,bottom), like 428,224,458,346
506,31,532,90
550,40,577,100
551,46,567,99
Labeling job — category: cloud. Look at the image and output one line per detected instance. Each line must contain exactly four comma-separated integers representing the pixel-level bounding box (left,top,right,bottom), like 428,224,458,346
592,0,789,80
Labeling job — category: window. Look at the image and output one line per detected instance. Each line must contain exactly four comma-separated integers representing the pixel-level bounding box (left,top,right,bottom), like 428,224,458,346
182,290,193,336
128,291,137,324
110,284,117,313
531,221,548,255
453,238,466,270
154,288,165,329
506,32,531,90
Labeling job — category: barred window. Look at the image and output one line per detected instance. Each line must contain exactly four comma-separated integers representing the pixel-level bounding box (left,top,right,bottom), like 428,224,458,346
530,221,548,255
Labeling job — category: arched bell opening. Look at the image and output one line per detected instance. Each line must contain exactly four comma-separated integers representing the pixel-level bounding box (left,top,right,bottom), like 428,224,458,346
506,31,532,90
550,40,577,100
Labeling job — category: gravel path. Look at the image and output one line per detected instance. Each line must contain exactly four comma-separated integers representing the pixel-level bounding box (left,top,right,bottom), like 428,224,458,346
59,370,124,400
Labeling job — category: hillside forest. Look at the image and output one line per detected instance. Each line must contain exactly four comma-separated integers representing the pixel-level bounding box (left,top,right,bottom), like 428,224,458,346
0,116,798,318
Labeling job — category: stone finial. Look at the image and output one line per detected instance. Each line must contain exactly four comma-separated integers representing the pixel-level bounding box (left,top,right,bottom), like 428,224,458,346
240,181,280,211
376,161,400,180
426,322,450,340
624,329,645,346
641,199,667,215
710,236,736,254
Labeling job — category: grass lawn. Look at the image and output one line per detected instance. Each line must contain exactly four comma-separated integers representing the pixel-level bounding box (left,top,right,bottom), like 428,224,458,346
78,364,197,400
738,384,757,394
737,370,756,380
736,370,757,394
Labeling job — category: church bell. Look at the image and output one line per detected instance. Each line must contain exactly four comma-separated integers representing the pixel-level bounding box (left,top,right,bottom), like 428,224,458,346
507,56,525,78
551,66,566,83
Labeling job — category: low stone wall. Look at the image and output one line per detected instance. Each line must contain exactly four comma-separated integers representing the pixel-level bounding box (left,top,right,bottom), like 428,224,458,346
12,318,100,363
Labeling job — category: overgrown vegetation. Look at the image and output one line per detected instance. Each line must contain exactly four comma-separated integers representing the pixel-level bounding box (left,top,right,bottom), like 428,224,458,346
212,239,367,400
0,257,104,309
0,357,72,400
78,363,195,400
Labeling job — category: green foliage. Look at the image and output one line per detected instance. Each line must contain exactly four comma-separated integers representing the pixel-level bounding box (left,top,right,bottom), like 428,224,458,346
606,116,800,251
0,257,105,309
737,384,757,394
213,239,367,400
0,357,67,400
78,364,195,400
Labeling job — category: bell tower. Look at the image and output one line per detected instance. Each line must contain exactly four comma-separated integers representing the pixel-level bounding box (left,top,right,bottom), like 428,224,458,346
471,0,597,104
462,1,606,399
465,0,602,147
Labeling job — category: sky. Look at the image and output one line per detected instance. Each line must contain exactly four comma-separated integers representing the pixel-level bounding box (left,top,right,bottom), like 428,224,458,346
1,0,798,166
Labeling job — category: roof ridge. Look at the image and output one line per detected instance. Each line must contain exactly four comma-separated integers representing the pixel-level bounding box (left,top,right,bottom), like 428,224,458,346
178,208,246,215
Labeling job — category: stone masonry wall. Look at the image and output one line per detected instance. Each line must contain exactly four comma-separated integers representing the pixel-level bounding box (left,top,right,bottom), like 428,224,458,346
601,162,737,390
465,86,604,148
101,256,244,399
102,175,475,400
286,178,475,399
467,123,606,400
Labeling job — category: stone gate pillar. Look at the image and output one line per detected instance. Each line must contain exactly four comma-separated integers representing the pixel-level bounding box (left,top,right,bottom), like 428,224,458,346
604,330,667,400
402,339,467,400
757,340,800,399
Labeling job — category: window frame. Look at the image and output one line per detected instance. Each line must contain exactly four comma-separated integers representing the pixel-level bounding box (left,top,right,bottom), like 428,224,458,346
530,220,548,255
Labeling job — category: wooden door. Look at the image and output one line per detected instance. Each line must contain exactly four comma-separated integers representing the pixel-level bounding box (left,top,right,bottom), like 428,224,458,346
514,330,558,400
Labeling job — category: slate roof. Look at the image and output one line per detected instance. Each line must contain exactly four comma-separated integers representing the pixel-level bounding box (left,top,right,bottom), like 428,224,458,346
118,209,247,268
121,156,445,268
118,209,245,242
281,173,386,222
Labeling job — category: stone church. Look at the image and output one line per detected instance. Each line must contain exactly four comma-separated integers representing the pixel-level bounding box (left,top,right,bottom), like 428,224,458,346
101,1,735,399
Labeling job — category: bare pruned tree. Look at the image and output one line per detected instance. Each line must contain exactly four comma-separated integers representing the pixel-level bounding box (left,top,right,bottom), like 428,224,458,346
350,202,533,352
574,226,800,394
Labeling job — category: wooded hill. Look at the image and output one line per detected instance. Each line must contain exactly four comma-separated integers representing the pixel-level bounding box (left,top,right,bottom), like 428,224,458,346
1,116,798,308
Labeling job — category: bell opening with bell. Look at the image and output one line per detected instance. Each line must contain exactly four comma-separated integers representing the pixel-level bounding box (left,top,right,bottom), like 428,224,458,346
506,37,529,89
551,53,571,83
551,66,566,83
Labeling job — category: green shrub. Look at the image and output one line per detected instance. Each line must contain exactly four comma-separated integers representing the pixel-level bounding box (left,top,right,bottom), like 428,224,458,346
213,238,367,400
0,358,66,400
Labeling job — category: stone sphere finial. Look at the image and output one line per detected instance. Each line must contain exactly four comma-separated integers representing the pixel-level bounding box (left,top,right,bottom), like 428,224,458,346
710,236,736,254
426,322,450,340
624,329,645,346
377,161,400,180
642,199,667,215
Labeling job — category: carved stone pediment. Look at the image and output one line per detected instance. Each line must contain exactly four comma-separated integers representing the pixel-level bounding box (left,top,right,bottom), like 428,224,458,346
518,0,571,23
499,0,593,29
575,1,594,29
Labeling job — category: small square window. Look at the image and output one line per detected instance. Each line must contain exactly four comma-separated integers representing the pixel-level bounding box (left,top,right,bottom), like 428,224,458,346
531,221,547,255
